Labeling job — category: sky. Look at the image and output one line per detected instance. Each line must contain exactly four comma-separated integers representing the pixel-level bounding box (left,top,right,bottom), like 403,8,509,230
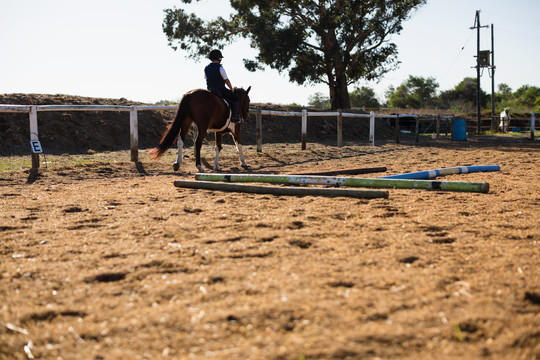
1,0,538,106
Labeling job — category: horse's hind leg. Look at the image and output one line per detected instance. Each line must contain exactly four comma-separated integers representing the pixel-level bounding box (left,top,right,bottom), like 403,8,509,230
214,133,223,171
173,118,192,171
173,138,184,172
195,128,208,173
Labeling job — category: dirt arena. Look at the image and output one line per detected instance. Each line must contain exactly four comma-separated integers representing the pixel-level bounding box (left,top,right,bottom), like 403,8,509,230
1,132,539,360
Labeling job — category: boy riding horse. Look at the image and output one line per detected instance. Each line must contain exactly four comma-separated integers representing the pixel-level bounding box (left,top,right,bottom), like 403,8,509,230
204,49,241,123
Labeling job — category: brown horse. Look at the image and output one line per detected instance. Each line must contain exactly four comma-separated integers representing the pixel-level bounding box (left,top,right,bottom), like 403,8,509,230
148,87,251,172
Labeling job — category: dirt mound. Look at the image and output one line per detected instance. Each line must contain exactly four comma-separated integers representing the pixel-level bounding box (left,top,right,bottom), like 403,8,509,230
0,94,393,156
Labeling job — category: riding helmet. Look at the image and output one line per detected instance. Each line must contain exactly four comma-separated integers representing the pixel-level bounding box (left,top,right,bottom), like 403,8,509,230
209,49,224,60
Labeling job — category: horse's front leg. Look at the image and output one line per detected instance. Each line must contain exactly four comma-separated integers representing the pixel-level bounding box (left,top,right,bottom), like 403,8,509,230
214,132,222,171
232,124,248,168
173,138,184,172
236,143,248,168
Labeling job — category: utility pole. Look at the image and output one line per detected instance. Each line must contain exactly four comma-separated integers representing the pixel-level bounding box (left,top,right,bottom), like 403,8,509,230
471,10,489,133
490,24,496,131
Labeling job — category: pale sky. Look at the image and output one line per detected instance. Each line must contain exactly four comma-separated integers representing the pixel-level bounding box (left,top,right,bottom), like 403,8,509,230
1,0,538,105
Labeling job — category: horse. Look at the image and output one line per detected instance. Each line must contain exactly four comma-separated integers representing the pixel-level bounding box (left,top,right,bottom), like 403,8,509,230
148,87,251,172
499,108,511,133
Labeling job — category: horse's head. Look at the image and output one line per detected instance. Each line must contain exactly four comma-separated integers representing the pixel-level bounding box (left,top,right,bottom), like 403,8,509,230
235,86,251,122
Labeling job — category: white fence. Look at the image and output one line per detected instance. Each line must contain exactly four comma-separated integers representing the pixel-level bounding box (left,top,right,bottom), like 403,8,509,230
3,103,534,171
0,104,176,169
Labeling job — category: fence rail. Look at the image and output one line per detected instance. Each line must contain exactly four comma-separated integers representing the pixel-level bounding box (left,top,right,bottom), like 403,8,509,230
0,103,536,171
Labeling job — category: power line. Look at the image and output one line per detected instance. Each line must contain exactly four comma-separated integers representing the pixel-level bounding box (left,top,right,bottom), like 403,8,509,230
441,30,475,83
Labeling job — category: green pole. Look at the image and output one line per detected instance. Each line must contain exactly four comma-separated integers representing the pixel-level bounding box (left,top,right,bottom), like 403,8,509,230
195,173,490,193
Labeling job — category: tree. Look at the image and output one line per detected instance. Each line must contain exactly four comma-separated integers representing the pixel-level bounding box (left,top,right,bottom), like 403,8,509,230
513,85,540,108
349,86,380,108
308,92,331,110
439,77,487,111
387,75,438,109
162,0,426,110
497,83,512,99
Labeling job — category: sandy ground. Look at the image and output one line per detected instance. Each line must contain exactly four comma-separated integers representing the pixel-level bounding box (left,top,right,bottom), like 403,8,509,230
1,135,539,360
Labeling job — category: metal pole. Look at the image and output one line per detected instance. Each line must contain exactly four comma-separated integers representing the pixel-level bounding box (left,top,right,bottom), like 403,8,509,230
491,24,496,131
476,11,481,133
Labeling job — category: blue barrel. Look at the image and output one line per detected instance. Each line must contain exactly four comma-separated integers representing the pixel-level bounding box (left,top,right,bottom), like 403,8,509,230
453,119,467,140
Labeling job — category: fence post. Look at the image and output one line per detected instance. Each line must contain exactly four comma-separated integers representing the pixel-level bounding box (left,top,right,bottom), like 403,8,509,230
532,113,536,140
29,106,39,171
395,115,400,144
436,115,441,140
130,107,138,162
256,106,262,152
369,111,375,146
337,109,343,147
415,117,420,143
301,109,307,150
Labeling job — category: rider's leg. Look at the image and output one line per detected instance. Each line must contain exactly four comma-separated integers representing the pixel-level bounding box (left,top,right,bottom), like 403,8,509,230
230,100,240,123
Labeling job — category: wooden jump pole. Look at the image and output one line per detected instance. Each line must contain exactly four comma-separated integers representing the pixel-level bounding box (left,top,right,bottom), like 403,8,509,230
293,166,387,176
195,173,490,193
381,165,500,180
174,180,389,199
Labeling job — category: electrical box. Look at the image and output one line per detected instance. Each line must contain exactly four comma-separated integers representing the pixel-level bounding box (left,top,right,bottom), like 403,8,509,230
478,50,491,67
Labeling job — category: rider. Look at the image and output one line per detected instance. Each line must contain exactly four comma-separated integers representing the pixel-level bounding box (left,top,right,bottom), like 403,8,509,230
204,49,241,123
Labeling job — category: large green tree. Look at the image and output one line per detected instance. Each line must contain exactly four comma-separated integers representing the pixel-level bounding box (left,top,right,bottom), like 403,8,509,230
163,0,426,109
387,75,439,108
439,77,487,111
350,86,380,108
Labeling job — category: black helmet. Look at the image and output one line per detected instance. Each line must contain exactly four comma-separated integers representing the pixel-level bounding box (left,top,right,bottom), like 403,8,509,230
209,49,224,60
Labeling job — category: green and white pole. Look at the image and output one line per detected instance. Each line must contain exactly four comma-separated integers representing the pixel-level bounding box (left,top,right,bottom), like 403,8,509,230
195,173,490,193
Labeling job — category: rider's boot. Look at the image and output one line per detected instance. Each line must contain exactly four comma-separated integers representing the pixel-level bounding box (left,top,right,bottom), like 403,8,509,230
231,101,241,123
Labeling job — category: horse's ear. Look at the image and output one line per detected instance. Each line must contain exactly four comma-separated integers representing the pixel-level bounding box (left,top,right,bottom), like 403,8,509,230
246,86,251,94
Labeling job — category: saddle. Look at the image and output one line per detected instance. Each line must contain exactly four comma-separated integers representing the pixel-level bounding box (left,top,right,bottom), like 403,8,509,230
209,89,234,122
208,89,233,131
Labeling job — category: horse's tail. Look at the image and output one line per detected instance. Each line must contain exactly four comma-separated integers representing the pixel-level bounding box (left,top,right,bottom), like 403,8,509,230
147,93,191,160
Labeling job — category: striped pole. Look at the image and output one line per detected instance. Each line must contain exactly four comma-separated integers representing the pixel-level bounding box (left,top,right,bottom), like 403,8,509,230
195,173,490,193
381,165,500,180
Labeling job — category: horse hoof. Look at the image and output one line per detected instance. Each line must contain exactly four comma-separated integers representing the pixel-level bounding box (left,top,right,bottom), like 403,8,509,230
241,164,249,169
173,163,179,172
197,166,205,173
